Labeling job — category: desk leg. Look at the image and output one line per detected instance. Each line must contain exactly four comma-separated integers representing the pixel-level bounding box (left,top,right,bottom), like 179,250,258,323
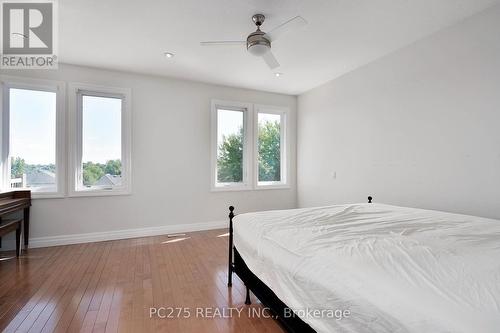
16,225,21,257
23,207,30,248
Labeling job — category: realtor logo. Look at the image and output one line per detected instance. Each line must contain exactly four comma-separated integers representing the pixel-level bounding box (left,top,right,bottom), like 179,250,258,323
1,0,58,69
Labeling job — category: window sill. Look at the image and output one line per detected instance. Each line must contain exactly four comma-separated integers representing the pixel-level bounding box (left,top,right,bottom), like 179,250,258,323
68,188,131,198
32,193,66,199
255,183,291,190
6,188,65,200
210,185,253,192
10,189,131,199
210,184,291,192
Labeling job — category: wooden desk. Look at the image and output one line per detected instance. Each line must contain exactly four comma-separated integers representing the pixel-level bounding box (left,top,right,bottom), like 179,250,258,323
0,219,22,256
0,190,31,248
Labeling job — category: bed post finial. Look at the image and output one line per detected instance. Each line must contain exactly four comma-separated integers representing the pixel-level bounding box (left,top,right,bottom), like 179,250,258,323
368,196,373,203
228,206,235,287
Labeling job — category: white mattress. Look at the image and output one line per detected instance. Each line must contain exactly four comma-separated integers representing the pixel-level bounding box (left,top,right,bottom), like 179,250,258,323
233,203,500,333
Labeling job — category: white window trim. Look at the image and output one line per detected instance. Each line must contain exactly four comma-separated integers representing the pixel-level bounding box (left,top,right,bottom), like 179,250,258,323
210,99,253,192
254,104,290,190
68,83,132,197
0,75,66,199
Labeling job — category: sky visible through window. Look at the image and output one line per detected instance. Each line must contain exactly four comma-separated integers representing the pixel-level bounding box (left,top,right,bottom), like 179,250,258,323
258,113,279,127
217,109,242,144
9,89,122,165
10,88,56,165
82,95,122,164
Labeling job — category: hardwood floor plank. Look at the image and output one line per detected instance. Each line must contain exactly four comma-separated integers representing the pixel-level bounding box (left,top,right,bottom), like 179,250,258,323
3,244,86,332
0,246,65,323
26,243,97,332
0,229,284,333
39,243,105,333
50,242,111,332
92,239,127,332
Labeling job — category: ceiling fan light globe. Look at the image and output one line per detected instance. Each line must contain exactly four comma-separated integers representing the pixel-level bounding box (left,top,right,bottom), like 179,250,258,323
248,44,269,56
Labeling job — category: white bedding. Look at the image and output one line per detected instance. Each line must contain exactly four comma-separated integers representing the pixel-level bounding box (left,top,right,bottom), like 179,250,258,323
233,203,500,333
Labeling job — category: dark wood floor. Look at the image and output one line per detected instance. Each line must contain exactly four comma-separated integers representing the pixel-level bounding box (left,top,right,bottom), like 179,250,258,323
0,229,283,332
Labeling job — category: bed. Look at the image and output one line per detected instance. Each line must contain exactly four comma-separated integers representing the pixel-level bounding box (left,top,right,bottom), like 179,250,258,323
227,197,500,333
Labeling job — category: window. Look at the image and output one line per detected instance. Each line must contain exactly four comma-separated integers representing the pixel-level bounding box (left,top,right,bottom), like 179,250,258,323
1,78,131,198
211,100,289,191
255,105,288,188
81,95,122,187
211,100,252,190
69,84,131,196
217,109,244,184
1,77,65,197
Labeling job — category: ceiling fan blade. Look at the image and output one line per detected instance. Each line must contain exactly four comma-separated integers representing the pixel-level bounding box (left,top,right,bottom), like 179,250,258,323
200,41,246,46
262,51,280,69
264,16,307,42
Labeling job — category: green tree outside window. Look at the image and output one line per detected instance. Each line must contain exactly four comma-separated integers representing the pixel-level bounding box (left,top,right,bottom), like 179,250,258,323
216,120,281,184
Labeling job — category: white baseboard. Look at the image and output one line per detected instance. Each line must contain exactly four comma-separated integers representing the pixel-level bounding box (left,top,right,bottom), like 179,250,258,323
25,220,227,249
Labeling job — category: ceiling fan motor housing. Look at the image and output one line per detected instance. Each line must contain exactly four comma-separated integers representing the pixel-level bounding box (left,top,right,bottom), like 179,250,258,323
247,30,271,56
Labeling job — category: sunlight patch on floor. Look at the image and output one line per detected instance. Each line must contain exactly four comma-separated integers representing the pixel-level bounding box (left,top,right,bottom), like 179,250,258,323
162,237,191,244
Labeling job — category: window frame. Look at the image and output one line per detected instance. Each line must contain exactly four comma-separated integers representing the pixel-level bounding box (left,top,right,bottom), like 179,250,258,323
0,75,66,198
254,104,290,189
210,99,253,191
68,83,132,197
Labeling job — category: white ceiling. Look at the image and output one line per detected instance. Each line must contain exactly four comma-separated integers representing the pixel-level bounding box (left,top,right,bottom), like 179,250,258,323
60,0,499,95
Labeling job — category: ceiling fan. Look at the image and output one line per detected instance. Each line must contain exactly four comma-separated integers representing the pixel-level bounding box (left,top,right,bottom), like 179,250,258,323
200,14,307,70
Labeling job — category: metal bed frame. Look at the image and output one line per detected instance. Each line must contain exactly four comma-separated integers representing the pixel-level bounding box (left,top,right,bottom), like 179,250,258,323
227,196,373,332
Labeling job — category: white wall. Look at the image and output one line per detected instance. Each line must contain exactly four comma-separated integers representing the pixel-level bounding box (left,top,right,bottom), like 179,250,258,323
0,64,297,246
297,5,500,219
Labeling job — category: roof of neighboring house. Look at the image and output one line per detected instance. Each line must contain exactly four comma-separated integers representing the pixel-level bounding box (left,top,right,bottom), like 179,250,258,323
95,174,122,186
26,169,56,185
